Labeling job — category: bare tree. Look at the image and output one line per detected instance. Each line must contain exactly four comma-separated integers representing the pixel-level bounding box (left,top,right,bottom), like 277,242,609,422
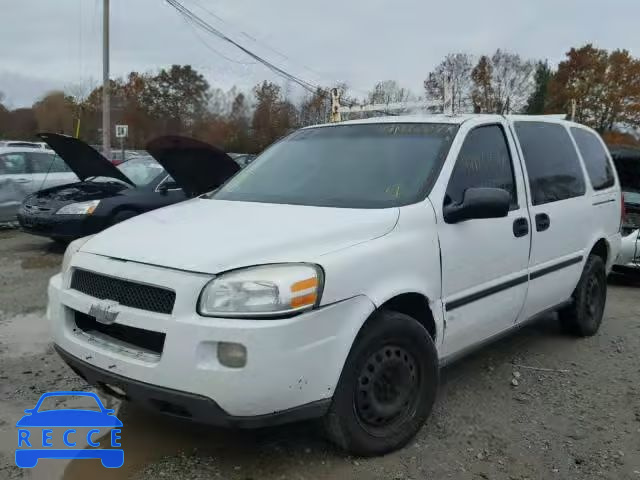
424,53,474,113
65,78,97,106
65,78,97,137
489,49,535,114
367,80,413,105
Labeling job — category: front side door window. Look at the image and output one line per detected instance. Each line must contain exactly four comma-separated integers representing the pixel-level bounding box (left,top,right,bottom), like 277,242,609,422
445,125,517,209
439,123,530,359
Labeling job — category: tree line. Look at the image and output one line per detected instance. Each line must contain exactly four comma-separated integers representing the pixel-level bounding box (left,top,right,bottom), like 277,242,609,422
0,43,638,153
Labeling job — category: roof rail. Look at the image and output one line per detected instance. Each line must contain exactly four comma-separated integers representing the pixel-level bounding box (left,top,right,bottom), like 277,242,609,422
539,114,568,119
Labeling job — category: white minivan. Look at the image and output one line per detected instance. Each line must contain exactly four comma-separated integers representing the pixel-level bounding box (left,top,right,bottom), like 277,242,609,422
48,115,622,456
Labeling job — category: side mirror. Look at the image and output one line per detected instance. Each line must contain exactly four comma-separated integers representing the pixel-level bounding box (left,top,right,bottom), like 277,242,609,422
158,182,178,194
443,187,511,224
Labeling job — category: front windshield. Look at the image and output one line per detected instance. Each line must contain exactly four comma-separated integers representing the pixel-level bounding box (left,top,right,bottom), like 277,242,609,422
211,123,458,208
116,156,165,186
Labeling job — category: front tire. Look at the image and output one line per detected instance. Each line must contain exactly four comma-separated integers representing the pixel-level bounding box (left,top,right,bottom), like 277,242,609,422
559,254,607,337
323,310,439,456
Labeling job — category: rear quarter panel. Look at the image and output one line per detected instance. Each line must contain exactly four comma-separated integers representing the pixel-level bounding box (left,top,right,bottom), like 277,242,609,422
569,123,623,270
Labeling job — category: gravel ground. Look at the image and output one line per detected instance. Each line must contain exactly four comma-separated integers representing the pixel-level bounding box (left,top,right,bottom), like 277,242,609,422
1,229,639,480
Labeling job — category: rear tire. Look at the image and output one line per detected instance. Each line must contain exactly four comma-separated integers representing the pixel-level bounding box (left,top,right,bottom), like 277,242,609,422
110,209,138,226
323,310,439,456
558,254,607,337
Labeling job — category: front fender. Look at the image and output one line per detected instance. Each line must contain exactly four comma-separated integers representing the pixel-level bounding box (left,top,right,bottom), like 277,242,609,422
316,202,443,342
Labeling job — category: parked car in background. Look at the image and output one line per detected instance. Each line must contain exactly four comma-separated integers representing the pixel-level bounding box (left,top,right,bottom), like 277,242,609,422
0,147,77,222
17,134,240,242
0,140,50,149
611,146,640,272
49,115,621,456
109,149,149,166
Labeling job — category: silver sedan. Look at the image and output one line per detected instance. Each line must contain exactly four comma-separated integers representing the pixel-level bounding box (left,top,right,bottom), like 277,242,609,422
0,147,77,222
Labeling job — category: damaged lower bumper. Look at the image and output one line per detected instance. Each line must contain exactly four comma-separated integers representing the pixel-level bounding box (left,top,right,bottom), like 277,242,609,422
55,345,330,428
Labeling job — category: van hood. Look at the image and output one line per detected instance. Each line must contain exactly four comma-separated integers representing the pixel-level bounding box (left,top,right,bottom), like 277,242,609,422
81,199,399,273
38,133,135,186
146,136,240,196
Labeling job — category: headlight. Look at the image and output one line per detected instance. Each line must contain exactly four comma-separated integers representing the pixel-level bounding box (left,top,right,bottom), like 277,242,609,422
61,235,94,284
56,200,100,215
198,264,323,318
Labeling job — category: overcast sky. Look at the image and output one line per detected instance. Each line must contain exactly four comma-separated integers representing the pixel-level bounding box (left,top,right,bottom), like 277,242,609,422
1,0,639,108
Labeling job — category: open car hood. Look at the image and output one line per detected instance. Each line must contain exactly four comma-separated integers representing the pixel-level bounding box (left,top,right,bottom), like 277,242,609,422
38,133,135,186
146,136,240,196
612,148,640,202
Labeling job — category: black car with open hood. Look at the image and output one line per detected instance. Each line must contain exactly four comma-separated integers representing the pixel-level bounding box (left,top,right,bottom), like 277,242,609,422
611,146,640,233
17,134,240,242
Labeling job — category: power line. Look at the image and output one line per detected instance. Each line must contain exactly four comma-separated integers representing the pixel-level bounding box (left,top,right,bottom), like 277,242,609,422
181,15,257,66
165,0,395,116
181,0,374,102
164,0,319,94
186,0,333,85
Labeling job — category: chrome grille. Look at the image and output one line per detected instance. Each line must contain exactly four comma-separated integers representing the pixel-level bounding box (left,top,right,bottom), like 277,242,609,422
70,269,175,314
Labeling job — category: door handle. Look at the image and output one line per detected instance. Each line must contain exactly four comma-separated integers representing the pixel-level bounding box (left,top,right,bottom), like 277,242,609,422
535,213,550,232
513,217,529,238
14,178,30,184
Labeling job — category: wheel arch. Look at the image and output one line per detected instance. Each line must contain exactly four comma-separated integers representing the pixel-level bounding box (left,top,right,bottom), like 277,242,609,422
588,237,609,265
355,292,440,344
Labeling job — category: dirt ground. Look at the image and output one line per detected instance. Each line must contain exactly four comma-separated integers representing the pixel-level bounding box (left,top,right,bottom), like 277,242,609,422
1,228,639,480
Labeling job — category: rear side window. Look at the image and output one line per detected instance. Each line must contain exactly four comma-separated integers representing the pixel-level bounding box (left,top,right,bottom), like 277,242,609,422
446,125,517,208
570,128,615,190
28,152,71,173
0,153,28,174
515,122,586,205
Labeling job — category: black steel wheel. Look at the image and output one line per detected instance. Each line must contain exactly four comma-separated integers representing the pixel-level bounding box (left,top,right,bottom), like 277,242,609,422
559,254,607,337
354,345,419,435
323,310,438,456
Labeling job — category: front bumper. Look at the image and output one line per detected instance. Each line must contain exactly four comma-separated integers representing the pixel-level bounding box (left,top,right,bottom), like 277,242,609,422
17,211,102,240
48,253,375,420
55,345,330,427
614,229,639,269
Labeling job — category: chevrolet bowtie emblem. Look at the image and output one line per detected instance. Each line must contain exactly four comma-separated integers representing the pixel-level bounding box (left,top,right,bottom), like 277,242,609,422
89,300,120,325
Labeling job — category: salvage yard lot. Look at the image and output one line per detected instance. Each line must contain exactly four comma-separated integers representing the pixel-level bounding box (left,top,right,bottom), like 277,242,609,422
1,229,639,480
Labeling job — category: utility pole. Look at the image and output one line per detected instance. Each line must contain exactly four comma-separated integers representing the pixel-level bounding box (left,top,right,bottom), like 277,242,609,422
330,88,342,123
102,0,111,159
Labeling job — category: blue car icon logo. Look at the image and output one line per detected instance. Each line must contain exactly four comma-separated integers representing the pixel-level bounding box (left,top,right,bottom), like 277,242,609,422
15,391,123,468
